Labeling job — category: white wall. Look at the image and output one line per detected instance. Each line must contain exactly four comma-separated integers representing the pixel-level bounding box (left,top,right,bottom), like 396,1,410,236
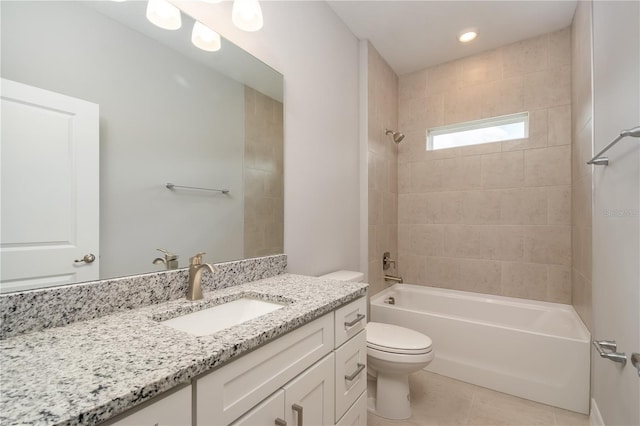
2,1,245,278
176,1,362,276
591,1,640,425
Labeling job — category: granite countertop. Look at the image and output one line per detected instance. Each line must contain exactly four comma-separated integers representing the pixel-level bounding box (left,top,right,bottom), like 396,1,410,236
0,274,368,426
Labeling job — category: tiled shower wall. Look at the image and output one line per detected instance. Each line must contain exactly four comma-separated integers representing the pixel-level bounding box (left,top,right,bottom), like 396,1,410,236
397,28,573,303
571,1,593,329
367,42,399,296
244,87,284,258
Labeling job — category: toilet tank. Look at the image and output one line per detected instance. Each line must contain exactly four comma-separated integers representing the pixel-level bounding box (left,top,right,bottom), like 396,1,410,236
319,270,364,283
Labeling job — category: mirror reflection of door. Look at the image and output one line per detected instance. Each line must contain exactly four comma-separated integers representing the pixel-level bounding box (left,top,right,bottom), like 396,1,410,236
0,79,99,292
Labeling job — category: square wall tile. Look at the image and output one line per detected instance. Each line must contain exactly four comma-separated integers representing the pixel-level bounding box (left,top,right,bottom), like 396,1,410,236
481,151,524,188
524,145,571,187
502,33,549,78
523,225,572,265
501,262,548,300
548,104,572,146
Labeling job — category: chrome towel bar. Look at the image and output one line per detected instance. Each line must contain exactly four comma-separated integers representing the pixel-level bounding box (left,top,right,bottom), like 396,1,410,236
587,126,640,166
166,183,229,194
593,339,627,365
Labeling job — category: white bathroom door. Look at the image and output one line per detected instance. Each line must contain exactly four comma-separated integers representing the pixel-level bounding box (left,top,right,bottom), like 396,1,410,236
0,78,99,292
591,2,640,425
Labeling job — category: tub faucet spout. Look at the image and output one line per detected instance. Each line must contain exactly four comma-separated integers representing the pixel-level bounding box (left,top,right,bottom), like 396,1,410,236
384,274,403,283
187,252,218,301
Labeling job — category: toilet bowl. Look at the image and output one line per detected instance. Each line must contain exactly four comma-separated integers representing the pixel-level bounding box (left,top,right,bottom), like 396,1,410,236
319,270,435,420
366,321,433,419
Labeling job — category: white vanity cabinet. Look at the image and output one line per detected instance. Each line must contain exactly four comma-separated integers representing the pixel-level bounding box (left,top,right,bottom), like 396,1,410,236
196,313,335,424
203,296,368,426
107,385,191,426
107,296,367,426
196,296,368,426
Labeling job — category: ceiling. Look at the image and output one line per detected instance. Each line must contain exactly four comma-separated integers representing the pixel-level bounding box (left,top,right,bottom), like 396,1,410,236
328,1,577,76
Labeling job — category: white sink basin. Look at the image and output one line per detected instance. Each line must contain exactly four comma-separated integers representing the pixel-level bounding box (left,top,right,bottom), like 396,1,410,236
161,298,286,336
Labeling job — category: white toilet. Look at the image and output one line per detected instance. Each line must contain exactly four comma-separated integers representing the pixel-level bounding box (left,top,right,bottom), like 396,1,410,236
319,270,434,420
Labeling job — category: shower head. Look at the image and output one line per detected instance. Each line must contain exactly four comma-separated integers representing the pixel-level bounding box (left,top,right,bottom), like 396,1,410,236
385,129,405,144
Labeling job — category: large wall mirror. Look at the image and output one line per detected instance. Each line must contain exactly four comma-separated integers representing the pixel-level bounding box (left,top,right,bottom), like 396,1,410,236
0,1,284,293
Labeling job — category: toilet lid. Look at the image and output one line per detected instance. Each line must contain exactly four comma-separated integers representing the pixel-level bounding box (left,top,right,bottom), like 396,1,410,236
367,322,432,355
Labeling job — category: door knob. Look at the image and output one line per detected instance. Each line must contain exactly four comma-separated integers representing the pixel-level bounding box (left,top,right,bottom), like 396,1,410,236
631,353,640,377
74,253,96,264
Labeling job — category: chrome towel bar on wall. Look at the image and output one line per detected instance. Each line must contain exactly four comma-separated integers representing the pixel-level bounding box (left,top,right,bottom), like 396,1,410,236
593,339,627,365
587,126,640,166
165,183,230,194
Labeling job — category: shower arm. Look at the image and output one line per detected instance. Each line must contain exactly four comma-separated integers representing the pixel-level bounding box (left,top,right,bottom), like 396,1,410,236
587,126,640,166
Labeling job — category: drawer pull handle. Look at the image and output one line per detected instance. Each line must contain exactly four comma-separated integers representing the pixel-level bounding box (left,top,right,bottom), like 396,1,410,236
292,404,303,426
275,418,287,426
345,363,366,381
344,314,365,328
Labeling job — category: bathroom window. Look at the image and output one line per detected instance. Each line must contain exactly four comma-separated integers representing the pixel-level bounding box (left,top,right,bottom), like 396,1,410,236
427,112,529,151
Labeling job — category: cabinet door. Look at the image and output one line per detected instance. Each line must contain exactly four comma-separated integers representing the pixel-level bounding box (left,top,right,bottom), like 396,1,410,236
283,353,335,426
231,389,285,426
108,385,191,426
197,314,333,425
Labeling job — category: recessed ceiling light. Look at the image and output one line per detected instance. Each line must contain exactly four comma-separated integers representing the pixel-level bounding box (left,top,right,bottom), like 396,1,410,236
192,21,221,52
458,30,478,43
146,0,182,30
232,0,264,32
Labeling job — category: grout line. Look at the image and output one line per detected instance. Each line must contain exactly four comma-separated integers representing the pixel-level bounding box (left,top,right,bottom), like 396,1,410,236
465,390,477,425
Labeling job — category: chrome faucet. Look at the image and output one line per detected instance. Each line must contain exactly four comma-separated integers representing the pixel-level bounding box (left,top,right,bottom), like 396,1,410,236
384,274,403,283
153,248,179,270
186,252,217,301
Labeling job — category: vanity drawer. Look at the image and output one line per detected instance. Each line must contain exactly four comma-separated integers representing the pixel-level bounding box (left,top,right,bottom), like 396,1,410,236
196,313,333,425
334,297,367,348
336,390,367,426
334,330,367,422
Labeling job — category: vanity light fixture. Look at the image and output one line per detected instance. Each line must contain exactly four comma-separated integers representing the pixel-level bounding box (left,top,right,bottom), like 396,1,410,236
458,29,478,43
192,21,221,52
232,0,264,32
146,0,182,30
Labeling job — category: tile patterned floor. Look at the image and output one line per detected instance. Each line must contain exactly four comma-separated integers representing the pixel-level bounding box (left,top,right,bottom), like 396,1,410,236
368,371,590,426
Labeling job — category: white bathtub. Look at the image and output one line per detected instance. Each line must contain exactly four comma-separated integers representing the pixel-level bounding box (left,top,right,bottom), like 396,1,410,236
370,284,590,414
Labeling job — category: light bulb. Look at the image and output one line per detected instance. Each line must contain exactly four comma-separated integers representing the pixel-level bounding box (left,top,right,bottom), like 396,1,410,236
232,0,263,32
192,21,221,52
146,0,182,30
458,30,478,43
